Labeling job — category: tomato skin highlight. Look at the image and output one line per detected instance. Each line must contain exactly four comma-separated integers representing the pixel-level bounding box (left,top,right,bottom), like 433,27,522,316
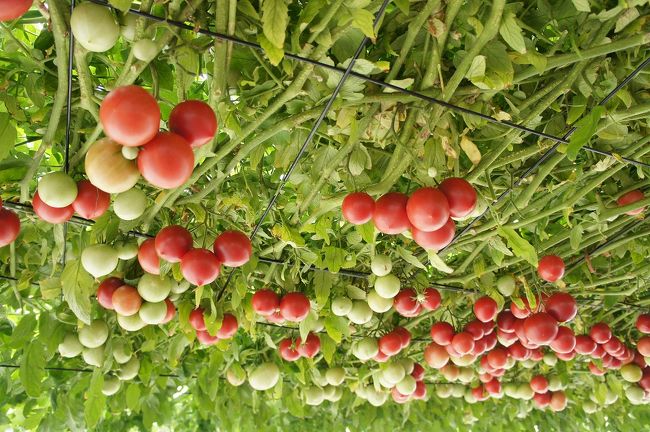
411,218,455,250
72,180,111,219
169,100,218,148
0,208,20,246
372,192,410,234
537,255,565,282
279,292,310,322
0,0,32,22
342,192,375,225
438,177,477,218
405,187,450,232
100,85,160,147
97,277,124,310
137,132,195,189
213,230,252,267
180,248,221,286
33,191,74,224
617,189,645,215
155,225,193,263
138,239,160,275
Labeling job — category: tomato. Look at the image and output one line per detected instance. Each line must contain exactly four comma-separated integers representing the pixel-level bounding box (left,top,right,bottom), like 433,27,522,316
102,377,121,396
161,298,176,323
590,322,612,344
396,375,417,396
117,313,146,332
78,320,109,348
278,338,300,361
213,230,252,267
621,364,643,382
496,311,517,333
82,346,105,367
537,255,565,282
189,308,206,331
266,310,285,324
33,191,74,223
81,244,119,278
0,208,20,247
451,332,474,355
374,274,400,299
413,381,427,399
96,277,123,309
138,239,160,274
58,333,83,358
196,330,219,345
100,86,160,147
411,363,425,381
483,332,498,351
341,192,375,225
464,320,484,340
370,254,392,276
132,39,158,62
155,225,193,263
471,384,488,401
217,313,238,339
427,322,453,346
113,188,147,221
497,329,517,346
367,289,393,313
112,285,142,316
438,178,477,218
72,180,110,219
487,347,508,369
549,391,567,412
411,218,455,250
0,0,32,21
394,327,412,348
391,386,410,404
70,3,119,52
544,292,577,323
296,332,320,358
139,301,168,325
550,326,576,354
510,297,539,319
405,187,450,232
248,362,280,391
533,392,552,408
424,342,449,368
252,289,279,316
137,274,173,302
496,274,516,296
508,342,529,361
372,192,410,234
38,172,78,208
393,288,420,317
85,138,140,193
168,100,218,148
137,132,194,189
279,292,310,322
421,287,441,311
638,337,650,357
603,337,623,355
524,312,558,346
484,377,501,395
617,189,645,215
378,331,402,356
353,337,379,361
574,335,596,355
474,296,498,323
180,248,221,286
636,314,650,334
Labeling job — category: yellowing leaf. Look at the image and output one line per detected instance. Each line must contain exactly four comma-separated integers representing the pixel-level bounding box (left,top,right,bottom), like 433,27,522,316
262,0,288,48
460,135,481,166
350,8,376,39
499,13,526,54
258,34,284,65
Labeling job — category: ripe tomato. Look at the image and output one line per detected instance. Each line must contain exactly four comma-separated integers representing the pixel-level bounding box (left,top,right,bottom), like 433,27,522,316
603,337,623,356
161,298,176,323
550,326,576,354
155,225,193,263
487,347,508,369
617,189,645,215
393,288,419,317
533,392,552,408
574,335,596,355
508,342,529,360
278,338,300,361
483,332,498,351
523,312,559,345
430,322,454,345
137,238,160,274
464,320,485,340
296,332,321,358
413,381,427,399
378,331,402,356
279,292,310,322
391,387,410,404
33,191,75,224
189,308,206,331
636,314,650,334
196,330,219,345
373,350,389,363
474,296,498,323
341,192,375,225
72,180,110,219
471,384,488,401
484,377,501,395
497,329,517,345
394,327,411,348
588,361,606,375
252,289,279,316
510,296,541,319
637,337,650,357
180,248,221,286
549,391,567,412
411,363,425,381
111,285,142,316
424,342,449,368
405,187,450,232
100,85,160,147
451,332,475,355
137,132,194,189
217,313,238,339
421,287,441,311
0,0,32,21
213,230,252,267
537,255,565,282
266,310,285,324
169,100,218,148
372,192,410,234
496,311,517,333
411,218,455,250
96,277,123,309
0,208,20,247
590,322,612,344
544,292,577,323
438,177,477,218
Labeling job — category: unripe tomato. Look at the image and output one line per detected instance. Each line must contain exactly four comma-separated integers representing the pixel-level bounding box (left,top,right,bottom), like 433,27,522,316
347,300,373,325
537,255,565,282
137,132,194,189
430,322,454,346
590,322,612,344
279,292,310,322
496,274,516,296
132,39,158,62
112,285,142,316
169,100,218,148
296,332,320,358
70,3,119,52
411,218,455,250
474,296,498,323
72,180,110,219
341,192,375,225
102,377,121,396
636,314,650,334
196,330,219,345
374,274,400,299
181,248,221,286
113,188,147,220
38,172,78,208
248,362,280,391
0,208,20,247
0,0,32,21
82,346,105,367
217,313,238,339
370,254,392,276
189,308,206,331
58,333,83,358
544,292,577,323
78,320,109,348
33,191,74,223
100,86,160,147
213,230,252,267
85,138,140,193
139,301,168,325
252,289,280,316
617,189,645,215
117,313,147,332
524,313,559,346
155,225,193,263
137,274,173,302
367,289,393,313
438,177,477,218
138,239,160,274
278,338,300,361
372,192,410,234
81,244,119,278
97,277,123,309
161,298,176,323
406,187,450,232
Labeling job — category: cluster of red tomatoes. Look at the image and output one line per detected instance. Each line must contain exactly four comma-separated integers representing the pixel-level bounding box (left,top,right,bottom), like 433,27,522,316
391,362,427,403
251,290,312,324
189,307,239,345
341,178,477,251
32,178,111,224
393,287,441,317
377,327,413,360
278,332,321,361
0,198,20,247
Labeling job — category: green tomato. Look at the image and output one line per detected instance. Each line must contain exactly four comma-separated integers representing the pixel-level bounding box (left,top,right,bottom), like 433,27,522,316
117,242,139,260
120,14,137,41
81,244,119,278
382,363,405,385
248,362,279,391
139,301,168,325
117,313,147,332
496,274,516,297
82,346,104,367
112,340,132,364
58,333,83,358
118,356,140,381
171,280,190,294
353,337,378,361
543,352,557,366
396,375,417,395
366,289,392,313
398,358,414,375
325,367,345,386
113,188,147,221
133,39,158,62
621,364,643,383
583,400,598,413
347,300,373,325
436,385,452,398
70,3,119,52
137,273,173,302
374,274,400,299
121,146,139,160
225,364,246,387
366,388,387,406
78,320,109,348
323,385,342,402
370,254,392,277
331,296,352,316
625,385,645,404
38,172,78,208
102,376,122,396
304,386,325,406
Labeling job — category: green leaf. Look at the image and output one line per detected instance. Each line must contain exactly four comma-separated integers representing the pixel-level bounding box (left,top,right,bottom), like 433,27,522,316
258,34,284,65
61,259,94,325
349,8,376,38
571,0,590,12
496,227,538,266
570,224,583,250
324,315,349,343
355,221,375,244
566,106,605,161
262,0,288,48
320,334,336,365
615,7,639,33
10,314,37,349
108,0,132,12
397,246,425,269
313,272,333,308
20,340,45,397
466,55,486,80
499,13,526,54
0,112,17,161
125,384,141,412
427,252,454,274
85,370,105,428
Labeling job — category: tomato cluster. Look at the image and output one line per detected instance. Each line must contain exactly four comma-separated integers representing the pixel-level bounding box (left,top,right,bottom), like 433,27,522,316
278,332,321,361
252,290,312,323
392,287,441,317
391,362,427,403
189,308,239,345
0,199,20,247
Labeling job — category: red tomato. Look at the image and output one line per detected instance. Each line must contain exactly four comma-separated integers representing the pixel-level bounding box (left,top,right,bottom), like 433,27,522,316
638,337,650,357
378,331,402,356
0,208,20,247
588,361,606,375
636,314,650,334
508,342,529,360
405,187,450,232
424,342,449,368
394,326,412,348
590,322,612,344
391,387,410,404
217,313,238,339
266,310,285,324
544,292,577,323
617,189,645,215
496,311,517,333
471,384,488,401
0,0,32,21
71,180,110,219
96,277,123,309
451,332,475,355
411,218,455,250
603,337,623,356
474,296,498,323
252,289,280,316
196,330,219,345
279,292,310,322
483,332,498,351
430,322,454,346
372,192,410,234
574,335,596,355
137,132,194,189
296,332,320,358
484,377,501,395
181,248,221,286
33,191,74,224
421,287,441,311
393,288,419,317
189,308,206,331
112,285,142,316
155,225,193,263
487,347,508,369
137,238,160,274
533,392,552,408
537,255,565,282
438,177,477,218
278,338,300,361
411,363,425,381
549,391,567,412
523,313,559,345
341,192,375,225
413,381,427,399
161,298,176,323
479,372,493,383
168,100,218,148
100,85,160,147
373,350,389,363
497,329,518,345
510,297,537,319
550,326,576,354
445,342,460,357
639,368,650,390
213,230,252,267
464,320,485,340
